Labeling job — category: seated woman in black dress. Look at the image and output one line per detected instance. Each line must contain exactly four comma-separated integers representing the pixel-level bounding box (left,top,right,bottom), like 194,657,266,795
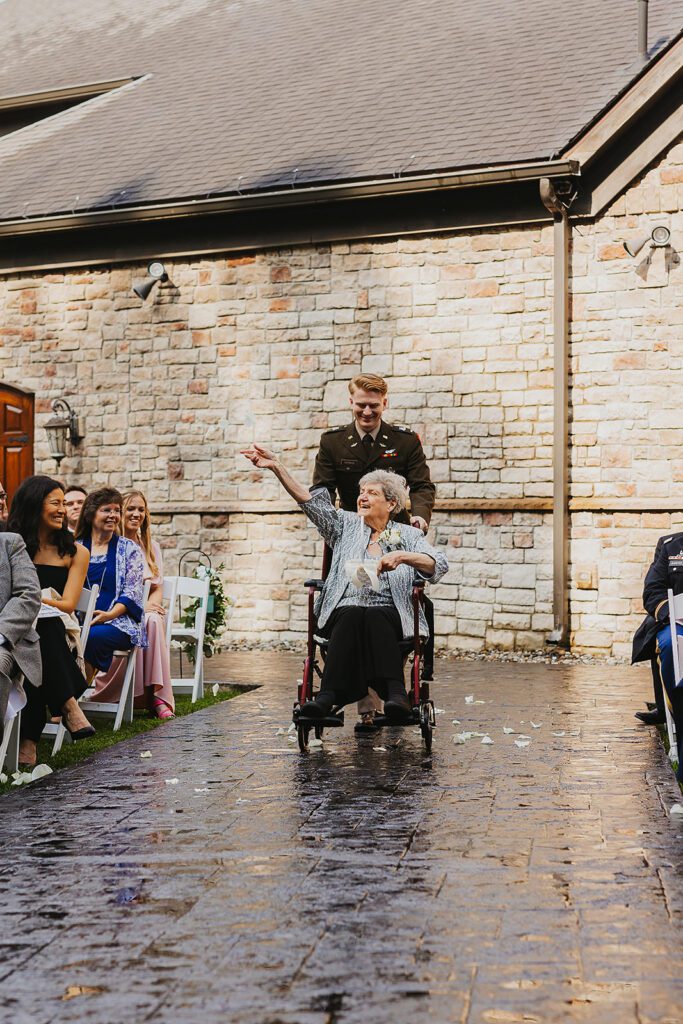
7,476,95,768
241,445,449,720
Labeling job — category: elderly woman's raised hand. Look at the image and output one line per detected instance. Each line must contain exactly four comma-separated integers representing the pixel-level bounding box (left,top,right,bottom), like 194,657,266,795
376,551,405,574
241,444,279,471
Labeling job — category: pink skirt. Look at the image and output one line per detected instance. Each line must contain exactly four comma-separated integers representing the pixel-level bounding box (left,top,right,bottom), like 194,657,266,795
93,611,174,712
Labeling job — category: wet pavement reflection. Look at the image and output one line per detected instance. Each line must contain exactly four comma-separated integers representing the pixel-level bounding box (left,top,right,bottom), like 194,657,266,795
1,652,682,1023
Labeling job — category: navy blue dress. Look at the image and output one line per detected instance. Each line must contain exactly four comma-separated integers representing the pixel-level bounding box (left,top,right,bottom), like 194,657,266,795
85,552,133,670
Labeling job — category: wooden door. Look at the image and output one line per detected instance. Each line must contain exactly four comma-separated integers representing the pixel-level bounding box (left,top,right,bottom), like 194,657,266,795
0,386,34,505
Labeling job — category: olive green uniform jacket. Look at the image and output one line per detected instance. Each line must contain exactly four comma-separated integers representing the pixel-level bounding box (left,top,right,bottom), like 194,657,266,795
312,420,436,525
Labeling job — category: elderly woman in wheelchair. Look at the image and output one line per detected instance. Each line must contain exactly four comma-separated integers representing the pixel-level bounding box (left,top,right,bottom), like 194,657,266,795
242,444,448,726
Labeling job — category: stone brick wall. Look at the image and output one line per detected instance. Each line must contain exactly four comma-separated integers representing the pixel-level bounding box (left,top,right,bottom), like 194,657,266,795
0,136,681,656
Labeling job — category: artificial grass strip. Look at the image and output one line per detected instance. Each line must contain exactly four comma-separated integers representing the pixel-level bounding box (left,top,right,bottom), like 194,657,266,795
1,687,241,793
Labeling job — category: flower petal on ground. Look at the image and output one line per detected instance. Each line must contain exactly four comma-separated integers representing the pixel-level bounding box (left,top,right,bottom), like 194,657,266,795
465,695,474,704
552,731,566,737
514,739,531,749
275,727,286,736
31,764,53,781
503,727,515,734
288,723,296,734
481,736,494,745
670,803,683,816
140,750,152,758
373,746,388,752
212,683,220,696
194,787,210,793
530,721,542,729
165,778,179,785
0,773,6,784
308,738,323,748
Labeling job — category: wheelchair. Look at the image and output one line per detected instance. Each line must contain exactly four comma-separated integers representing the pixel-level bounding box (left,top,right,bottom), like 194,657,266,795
292,572,436,754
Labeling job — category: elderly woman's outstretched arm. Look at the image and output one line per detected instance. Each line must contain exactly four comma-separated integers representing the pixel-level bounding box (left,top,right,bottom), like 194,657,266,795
241,444,342,547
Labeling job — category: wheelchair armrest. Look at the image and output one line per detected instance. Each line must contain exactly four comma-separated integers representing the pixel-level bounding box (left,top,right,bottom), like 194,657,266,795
412,578,426,589
304,579,325,590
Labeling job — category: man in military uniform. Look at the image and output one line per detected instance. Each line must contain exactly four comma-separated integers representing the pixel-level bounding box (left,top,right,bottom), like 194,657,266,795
312,374,437,729
632,530,683,781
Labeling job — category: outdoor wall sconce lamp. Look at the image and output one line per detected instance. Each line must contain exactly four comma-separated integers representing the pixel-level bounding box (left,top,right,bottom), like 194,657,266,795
133,260,168,301
623,224,671,257
45,398,84,465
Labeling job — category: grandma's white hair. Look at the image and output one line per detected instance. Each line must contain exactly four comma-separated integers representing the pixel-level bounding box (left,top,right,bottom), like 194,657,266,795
359,469,408,513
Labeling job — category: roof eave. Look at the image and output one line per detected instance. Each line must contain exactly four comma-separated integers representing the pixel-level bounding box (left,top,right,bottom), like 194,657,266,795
0,158,579,237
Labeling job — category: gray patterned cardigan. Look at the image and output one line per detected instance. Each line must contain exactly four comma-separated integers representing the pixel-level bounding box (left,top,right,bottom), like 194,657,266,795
300,489,448,638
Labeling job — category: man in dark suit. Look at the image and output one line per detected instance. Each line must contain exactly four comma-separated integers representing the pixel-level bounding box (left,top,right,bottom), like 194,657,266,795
632,530,683,780
312,373,437,728
631,532,674,725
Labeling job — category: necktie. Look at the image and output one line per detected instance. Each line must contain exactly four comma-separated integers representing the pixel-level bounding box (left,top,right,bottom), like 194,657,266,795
362,433,374,447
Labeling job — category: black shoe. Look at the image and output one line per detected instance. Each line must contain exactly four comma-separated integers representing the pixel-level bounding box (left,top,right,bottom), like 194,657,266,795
384,693,413,724
62,718,96,740
635,708,666,725
300,693,334,719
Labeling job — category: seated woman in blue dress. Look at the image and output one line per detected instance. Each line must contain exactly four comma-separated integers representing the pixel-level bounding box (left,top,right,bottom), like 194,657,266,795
75,487,146,679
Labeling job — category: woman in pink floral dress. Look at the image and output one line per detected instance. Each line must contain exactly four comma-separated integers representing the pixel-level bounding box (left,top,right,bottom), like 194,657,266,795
94,491,174,718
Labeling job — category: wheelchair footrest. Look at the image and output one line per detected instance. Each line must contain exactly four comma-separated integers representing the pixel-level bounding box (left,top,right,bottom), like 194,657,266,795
374,707,420,727
293,706,345,728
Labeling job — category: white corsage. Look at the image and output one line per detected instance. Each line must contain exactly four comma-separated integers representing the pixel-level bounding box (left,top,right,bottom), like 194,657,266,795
378,526,402,549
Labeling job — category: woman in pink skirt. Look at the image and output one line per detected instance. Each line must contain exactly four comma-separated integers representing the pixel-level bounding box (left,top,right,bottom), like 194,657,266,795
94,491,175,719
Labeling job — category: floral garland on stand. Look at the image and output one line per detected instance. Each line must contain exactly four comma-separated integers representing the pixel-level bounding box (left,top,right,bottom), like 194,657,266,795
179,562,234,661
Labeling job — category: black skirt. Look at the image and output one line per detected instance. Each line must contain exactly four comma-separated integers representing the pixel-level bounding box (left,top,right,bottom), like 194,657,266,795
319,605,405,705
21,618,88,742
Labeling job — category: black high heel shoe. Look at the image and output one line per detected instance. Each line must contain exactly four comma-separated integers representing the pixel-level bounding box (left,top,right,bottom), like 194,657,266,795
62,715,96,740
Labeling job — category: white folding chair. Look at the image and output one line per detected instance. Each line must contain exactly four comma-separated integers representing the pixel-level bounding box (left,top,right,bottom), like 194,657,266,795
80,580,151,732
664,588,682,761
43,584,100,755
1,699,21,774
169,575,210,703
162,576,179,650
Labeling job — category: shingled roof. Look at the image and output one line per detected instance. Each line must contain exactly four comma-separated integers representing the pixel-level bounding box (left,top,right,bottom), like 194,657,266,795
0,0,680,222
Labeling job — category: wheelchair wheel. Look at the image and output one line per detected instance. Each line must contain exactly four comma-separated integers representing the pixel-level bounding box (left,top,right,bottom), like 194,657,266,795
297,722,310,752
420,705,434,754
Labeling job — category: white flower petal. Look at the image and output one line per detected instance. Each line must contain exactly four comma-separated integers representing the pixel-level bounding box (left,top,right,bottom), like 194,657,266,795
517,734,531,740
530,721,542,729
451,719,461,725
503,727,514,735
0,773,7,784
475,700,486,705
194,787,210,793
481,736,494,745
165,778,179,785
257,702,266,709
236,797,250,804
308,738,323,748
514,739,531,749
288,735,297,743
465,695,474,704
453,734,466,744
212,683,220,696
288,723,296,734
31,764,53,781
434,708,445,715
552,731,566,737
669,803,683,816
140,750,152,759
373,746,388,752
275,727,286,736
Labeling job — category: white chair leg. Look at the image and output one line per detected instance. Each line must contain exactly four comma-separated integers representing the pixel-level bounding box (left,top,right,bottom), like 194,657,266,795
2,712,20,773
52,723,68,756
113,653,136,732
193,654,204,703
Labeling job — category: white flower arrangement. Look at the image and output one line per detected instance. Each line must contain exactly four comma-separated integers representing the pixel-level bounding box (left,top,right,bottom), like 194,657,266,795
378,526,402,549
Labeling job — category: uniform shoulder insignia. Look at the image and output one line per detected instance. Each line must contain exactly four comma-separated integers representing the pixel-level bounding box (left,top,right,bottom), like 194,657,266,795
392,424,414,434
323,425,346,435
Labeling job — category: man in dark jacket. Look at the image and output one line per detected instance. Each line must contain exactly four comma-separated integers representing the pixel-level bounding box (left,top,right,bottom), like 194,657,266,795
632,531,683,780
631,533,675,724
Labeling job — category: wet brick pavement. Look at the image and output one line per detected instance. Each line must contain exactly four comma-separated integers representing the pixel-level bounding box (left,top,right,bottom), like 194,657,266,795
1,653,683,1024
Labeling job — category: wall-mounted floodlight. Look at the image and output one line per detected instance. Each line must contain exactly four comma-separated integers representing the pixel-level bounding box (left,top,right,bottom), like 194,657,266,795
623,224,671,257
133,261,168,301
